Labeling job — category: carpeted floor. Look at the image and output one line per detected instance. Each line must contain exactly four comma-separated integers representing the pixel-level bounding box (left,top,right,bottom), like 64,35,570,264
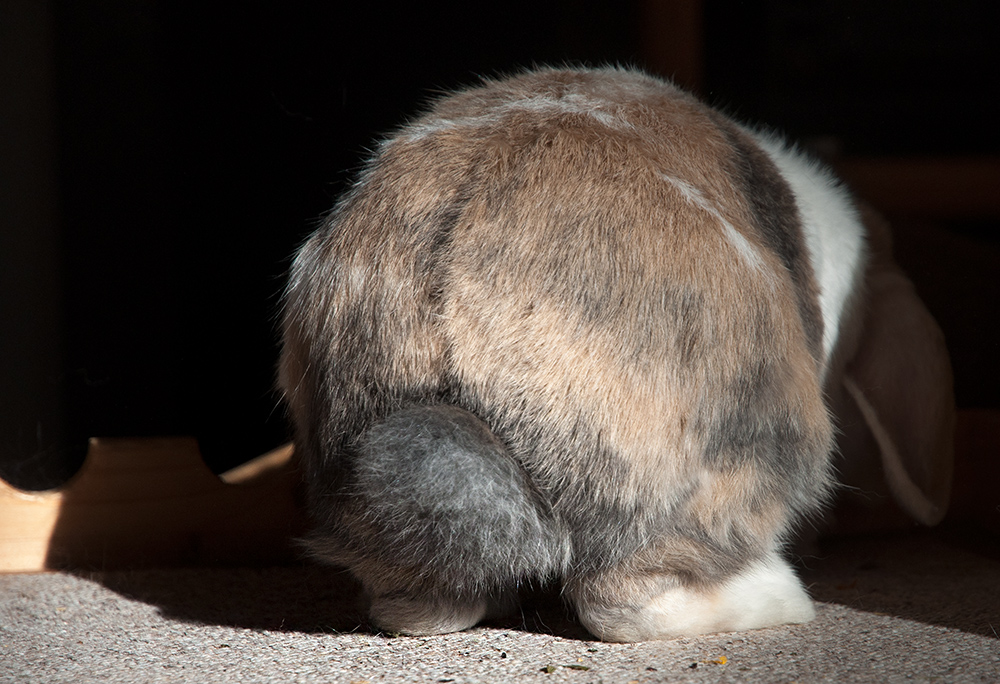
2,527,999,683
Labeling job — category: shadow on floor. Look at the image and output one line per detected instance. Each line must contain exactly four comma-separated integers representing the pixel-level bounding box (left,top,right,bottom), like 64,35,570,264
74,525,1000,641
74,563,367,634
74,562,591,639
799,524,1000,640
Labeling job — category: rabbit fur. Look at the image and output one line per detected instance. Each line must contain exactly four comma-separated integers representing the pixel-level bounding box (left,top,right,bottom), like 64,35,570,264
279,66,951,641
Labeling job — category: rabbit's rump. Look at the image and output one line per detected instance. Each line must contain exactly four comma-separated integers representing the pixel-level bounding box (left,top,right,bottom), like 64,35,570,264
279,67,861,640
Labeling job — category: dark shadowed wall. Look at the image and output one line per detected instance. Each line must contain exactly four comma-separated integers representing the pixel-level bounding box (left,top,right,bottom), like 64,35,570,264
1,0,996,489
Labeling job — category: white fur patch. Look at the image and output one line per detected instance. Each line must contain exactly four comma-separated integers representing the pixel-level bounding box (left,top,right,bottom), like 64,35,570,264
369,594,488,636
660,173,768,273
508,93,633,130
643,553,814,637
748,131,866,375
401,91,631,143
576,552,815,641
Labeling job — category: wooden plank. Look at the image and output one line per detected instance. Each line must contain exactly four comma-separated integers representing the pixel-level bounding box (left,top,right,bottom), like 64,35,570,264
639,0,704,92
835,157,1000,219
951,409,1000,535
0,438,305,573
2,409,996,572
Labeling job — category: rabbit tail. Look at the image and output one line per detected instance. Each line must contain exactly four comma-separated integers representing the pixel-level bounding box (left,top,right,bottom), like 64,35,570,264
303,404,567,635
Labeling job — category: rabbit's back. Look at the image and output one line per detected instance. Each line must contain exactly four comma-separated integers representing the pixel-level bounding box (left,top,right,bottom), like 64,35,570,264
280,67,843,640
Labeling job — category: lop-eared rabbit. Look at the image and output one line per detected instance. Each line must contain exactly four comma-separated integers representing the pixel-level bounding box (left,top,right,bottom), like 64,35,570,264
279,67,954,641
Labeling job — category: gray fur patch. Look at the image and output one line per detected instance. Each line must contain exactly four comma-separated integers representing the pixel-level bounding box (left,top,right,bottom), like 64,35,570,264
338,405,568,594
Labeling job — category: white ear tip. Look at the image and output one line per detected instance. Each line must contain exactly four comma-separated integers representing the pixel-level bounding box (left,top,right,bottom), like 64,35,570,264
843,377,948,525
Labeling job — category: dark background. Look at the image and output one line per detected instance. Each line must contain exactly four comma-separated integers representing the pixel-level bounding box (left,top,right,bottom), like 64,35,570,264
2,0,998,490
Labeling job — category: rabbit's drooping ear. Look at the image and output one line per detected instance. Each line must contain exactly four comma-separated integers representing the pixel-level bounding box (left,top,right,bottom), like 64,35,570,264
835,206,955,527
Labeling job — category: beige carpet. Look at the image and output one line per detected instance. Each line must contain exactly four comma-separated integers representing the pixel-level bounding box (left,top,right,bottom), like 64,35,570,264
2,527,998,683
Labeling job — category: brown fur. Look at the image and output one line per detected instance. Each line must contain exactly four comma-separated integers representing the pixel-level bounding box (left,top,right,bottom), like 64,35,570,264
280,67,835,639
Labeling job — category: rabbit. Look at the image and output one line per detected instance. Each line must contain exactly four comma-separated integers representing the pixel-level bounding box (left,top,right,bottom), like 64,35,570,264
278,66,954,641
